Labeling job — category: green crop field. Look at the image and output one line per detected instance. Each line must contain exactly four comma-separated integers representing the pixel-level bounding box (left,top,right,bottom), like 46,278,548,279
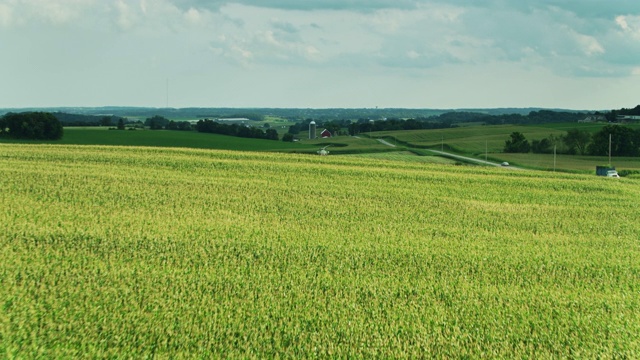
496,153,640,173
374,123,640,171
0,127,312,152
345,151,459,164
375,125,567,154
1,144,639,358
375,123,640,154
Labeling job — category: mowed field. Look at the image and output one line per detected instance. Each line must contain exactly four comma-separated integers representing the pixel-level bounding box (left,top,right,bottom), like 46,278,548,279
1,144,639,357
0,127,311,152
374,123,640,172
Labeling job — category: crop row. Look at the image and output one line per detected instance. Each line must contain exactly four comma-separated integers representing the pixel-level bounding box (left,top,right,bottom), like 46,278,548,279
1,144,639,357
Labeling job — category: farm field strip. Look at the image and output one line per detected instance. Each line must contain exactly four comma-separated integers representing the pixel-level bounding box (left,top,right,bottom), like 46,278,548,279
1,144,639,357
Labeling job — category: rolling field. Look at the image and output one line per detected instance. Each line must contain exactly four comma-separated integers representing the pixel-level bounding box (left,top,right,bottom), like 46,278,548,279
0,127,312,152
496,153,640,173
1,144,640,357
345,151,459,164
374,123,640,171
374,125,567,154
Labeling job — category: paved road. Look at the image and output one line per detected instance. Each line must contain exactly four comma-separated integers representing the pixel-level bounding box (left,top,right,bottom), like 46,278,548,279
374,138,519,169
427,150,522,169
376,139,396,147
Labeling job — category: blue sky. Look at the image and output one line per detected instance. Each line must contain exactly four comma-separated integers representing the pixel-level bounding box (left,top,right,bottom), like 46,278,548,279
1,0,639,109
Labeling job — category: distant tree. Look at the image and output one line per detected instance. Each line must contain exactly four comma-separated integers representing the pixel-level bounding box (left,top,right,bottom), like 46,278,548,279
177,121,192,131
287,124,300,135
563,129,591,155
263,123,271,128
1,112,63,140
265,128,279,140
145,115,170,130
531,138,552,154
282,133,294,142
100,116,112,127
588,125,640,157
117,118,125,130
504,132,530,153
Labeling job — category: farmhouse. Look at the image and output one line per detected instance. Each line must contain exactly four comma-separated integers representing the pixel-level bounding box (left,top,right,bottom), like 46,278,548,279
579,115,605,123
617,115,640,122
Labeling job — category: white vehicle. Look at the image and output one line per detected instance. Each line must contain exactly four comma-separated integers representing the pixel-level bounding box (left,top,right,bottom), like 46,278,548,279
501,162,509,167
606,170,620,178
317,145,330,156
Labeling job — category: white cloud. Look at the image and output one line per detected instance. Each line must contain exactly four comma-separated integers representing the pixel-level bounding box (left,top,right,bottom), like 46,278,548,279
616,15,640,40
183,7,202,24
114,0,137,30
2,0,640,108
0,4,12,27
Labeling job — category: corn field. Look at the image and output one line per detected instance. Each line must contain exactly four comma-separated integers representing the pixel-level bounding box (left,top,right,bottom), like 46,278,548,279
1,144,639,358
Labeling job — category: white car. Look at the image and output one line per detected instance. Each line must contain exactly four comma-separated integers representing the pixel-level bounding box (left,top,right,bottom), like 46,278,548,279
501,162,509,167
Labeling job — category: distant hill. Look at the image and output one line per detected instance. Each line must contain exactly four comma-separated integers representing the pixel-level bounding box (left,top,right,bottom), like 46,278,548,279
0,106,594,122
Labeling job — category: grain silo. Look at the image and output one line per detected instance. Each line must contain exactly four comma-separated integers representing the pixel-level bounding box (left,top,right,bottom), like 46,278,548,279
309,121,316,139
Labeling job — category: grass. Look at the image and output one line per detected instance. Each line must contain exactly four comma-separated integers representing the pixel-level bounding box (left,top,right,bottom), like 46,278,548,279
0,127,313,152
298,136,404,154
496,153,640,173
1,144,639,357
344,151,459,164
373,123,640,171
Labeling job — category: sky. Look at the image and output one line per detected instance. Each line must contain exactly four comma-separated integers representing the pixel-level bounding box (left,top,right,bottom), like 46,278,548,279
1,0,639,110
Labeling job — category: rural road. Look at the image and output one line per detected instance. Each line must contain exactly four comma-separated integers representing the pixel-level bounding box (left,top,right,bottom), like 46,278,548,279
427,150,500,166
427,149,522,169
376,139,396,147
374,138,518,168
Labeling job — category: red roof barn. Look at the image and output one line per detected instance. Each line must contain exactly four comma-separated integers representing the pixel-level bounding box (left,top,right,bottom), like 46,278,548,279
320,129,332,138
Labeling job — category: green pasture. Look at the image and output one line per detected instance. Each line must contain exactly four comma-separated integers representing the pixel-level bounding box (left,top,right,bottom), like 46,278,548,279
496,153,640,173
0,127,313,152
373,123,640,171
374,125,566,154
300,136,403,154
375,122,640,155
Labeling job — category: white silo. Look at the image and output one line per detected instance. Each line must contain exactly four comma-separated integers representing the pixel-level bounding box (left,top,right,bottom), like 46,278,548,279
309,121,316,139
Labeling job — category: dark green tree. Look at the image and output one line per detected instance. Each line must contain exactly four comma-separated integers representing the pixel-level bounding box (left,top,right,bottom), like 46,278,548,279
265,128,279,140
563,128,591,155
117,118,125,130
504,132,530,153
588,125,640,157
100,116,112,127
531,138,552,154
145,115,170,130
1,112,63,140
282,133,294,142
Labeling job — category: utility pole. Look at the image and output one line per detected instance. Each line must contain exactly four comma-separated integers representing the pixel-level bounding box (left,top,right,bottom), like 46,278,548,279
609,133,612,166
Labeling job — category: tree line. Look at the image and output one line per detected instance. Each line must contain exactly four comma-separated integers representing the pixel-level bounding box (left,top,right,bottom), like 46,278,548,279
504,125,640,156
0,112,63,140
195,119,279,140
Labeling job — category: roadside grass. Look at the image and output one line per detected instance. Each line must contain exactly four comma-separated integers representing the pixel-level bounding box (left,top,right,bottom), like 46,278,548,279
344,151,459,164
496,153,640,173
373,123,640,171
300,136,404,154
374,125,566,154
